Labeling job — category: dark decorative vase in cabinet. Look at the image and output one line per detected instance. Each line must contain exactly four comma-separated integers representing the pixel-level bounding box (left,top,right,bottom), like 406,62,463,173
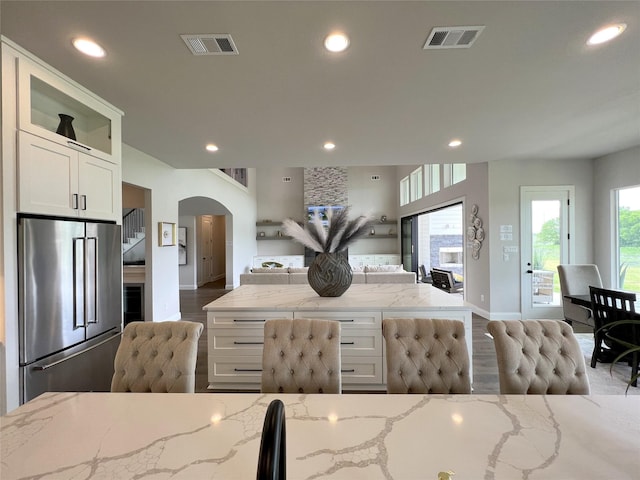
307,252,353,297
56,114,76,140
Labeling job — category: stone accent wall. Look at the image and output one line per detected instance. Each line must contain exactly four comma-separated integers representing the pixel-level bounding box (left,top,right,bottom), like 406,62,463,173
304,167,348,207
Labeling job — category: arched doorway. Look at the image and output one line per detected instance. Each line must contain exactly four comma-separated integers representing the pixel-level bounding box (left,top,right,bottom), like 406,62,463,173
178,196,231,290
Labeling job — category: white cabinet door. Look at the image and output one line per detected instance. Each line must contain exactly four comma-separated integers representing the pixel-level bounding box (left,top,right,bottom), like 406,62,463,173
18,130,120,221
78,153,120,221
18,130,78,217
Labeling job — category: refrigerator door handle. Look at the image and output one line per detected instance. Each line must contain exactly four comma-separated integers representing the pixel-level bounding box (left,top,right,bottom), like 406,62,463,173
86,237,98,325
32,333,121,371
73,237,85,329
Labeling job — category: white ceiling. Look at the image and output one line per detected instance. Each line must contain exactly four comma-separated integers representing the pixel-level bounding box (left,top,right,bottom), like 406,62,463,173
2,1,639,170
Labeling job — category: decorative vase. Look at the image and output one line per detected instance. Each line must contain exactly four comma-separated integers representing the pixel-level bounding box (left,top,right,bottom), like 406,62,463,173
307,252,353,297
56,114,76,140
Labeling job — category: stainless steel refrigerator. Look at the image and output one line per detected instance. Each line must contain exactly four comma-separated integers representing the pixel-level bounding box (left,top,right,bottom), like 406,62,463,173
18,215,123,404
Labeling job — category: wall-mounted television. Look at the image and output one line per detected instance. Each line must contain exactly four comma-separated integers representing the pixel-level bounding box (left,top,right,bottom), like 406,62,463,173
307,205,344,223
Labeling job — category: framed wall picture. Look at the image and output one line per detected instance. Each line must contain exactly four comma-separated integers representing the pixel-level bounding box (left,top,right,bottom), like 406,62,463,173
178,227,187,265
158,222,176,247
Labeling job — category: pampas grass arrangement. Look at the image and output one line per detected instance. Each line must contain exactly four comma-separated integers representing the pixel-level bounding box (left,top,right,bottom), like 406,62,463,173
282,207,373,253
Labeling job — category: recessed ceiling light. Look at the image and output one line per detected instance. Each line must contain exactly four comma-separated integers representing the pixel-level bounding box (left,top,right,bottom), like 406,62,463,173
587,23,627,45
72,37,106,58
448,139,462,148
206,144,219,152
324,33,349,52
323,142,336,150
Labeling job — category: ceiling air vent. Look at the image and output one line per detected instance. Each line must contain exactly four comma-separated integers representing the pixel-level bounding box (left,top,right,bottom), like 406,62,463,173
423,26,485,49
180,34,239,55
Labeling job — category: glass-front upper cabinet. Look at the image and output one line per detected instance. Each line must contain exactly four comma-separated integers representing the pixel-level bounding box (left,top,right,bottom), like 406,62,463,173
17,56,122,164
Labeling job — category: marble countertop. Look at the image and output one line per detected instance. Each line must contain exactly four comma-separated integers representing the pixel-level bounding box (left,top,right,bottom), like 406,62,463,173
203,284,469,311
2,392,638,479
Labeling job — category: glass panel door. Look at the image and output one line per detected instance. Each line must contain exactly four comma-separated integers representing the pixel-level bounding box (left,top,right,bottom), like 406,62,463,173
401,216,416,274
521,187,574,319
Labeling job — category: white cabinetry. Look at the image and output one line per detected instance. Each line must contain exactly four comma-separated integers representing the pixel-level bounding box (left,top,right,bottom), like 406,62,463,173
17,55,121,163
207,309,384,390
18,131,120,220
13,48,122,222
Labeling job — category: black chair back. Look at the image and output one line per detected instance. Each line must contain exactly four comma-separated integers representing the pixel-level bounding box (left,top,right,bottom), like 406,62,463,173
589,286,638,374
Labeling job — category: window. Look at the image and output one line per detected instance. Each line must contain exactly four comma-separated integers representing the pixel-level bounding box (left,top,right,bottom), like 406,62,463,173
452,164,466,184
443,163,466,187
616,185,640,292
410,167,423,202
400,176,410,206
425,164,440,194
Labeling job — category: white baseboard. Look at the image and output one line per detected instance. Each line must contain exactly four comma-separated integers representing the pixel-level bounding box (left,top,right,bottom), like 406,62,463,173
179,284,198,290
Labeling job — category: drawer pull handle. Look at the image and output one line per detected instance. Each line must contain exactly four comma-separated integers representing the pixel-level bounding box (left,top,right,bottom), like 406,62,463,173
341,369,356,373
67,140,91,152
234,368,263,372
233,319,266,323
338,319,355,322
340,341,355,345
233,341,264,345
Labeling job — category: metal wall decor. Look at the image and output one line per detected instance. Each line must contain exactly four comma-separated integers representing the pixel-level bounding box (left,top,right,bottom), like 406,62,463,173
467,204,484,260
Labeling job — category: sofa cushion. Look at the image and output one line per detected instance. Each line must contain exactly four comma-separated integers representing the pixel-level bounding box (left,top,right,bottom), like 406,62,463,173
352,271,366,284
240,273,290,285
365,271,416,284
364,264,403,273
288,267,309,274
252,267,289,274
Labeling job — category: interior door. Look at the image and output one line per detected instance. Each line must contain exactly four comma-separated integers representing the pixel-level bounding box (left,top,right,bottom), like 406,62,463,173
200,216,215,284
520,186,574,319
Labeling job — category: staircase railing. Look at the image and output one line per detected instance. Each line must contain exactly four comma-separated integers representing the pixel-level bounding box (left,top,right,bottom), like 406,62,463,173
123,208,144,243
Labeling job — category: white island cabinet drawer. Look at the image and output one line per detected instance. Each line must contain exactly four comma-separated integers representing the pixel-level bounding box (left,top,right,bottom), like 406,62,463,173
209,356,262,385
293,311,381,328
340,329,382,356
207,310,293,327
341,357,383,385
209,329,264,356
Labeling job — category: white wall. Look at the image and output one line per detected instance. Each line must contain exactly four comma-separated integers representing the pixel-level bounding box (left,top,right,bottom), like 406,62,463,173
122,146,257,320
487,157,594,318
255,165,400,257
593,146,640,287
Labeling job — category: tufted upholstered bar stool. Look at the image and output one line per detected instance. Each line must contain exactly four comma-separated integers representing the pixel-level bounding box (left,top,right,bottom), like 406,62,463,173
262,318,341,394
382,318,471,394
487,320,590,394
111,321,203,393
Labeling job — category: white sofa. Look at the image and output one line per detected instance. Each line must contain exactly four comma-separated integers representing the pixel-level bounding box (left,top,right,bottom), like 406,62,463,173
240,265,416,285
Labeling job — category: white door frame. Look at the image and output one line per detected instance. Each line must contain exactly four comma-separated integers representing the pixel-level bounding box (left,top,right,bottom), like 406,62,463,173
520,186,575,319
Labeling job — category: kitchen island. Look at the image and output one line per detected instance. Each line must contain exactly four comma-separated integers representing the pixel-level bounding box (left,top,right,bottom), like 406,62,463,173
203,284,472,391
2,392,638,479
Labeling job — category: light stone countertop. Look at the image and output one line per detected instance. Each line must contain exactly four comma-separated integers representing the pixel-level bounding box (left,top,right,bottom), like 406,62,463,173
2,392,638,479
203,284,469,312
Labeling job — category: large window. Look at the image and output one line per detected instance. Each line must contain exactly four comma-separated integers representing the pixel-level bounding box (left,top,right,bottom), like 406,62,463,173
400,176,410,206
410,167,423,202
415,203,464,280
443,163,466,187
425,164,440,195
616,185,640,292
